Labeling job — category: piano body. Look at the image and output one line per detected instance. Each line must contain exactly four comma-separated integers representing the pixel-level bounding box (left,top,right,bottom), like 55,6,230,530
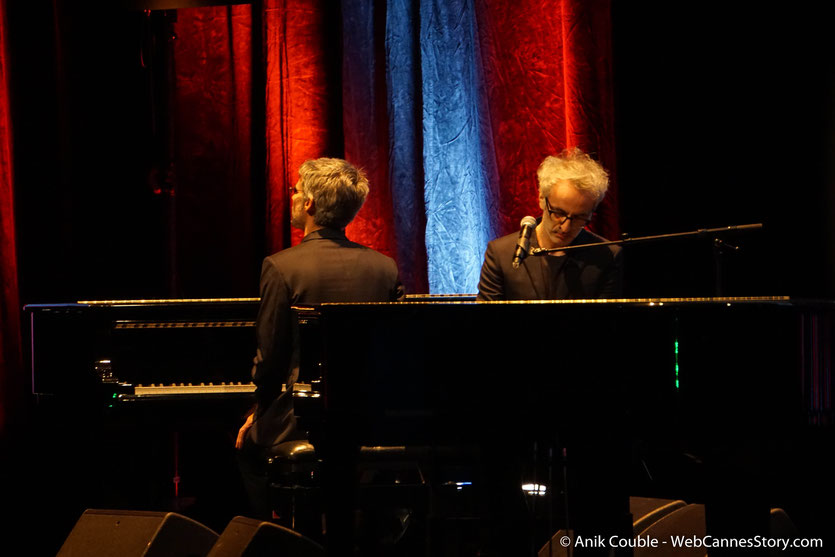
302,297,835,554
25,298,261,405
24,298,266,529
24,296,835,554
310,296,833,440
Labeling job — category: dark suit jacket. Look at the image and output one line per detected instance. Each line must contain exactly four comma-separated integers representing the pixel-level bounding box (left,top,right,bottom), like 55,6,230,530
249,228,404,447
477,225,622,300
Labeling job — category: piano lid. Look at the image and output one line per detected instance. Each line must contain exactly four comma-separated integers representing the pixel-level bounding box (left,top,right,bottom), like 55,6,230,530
315,295,813,307
72,297,260,306
25,295,828,310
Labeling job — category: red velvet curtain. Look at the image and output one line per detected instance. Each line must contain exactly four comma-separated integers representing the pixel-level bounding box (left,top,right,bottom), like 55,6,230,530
255,1,395,257
477,0,619,240
171,5,259,295
263,0,342,252
166,1,343,286
0,0,20,437
168,0,618,279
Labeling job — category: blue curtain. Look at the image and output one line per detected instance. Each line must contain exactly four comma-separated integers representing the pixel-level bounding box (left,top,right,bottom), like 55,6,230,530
385,0,428,293
418,0,498,294
348,0,499,294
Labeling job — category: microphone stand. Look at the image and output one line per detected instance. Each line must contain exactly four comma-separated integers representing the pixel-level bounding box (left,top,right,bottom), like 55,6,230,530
529,223,762,255
525,223,762,545
529,223,763,297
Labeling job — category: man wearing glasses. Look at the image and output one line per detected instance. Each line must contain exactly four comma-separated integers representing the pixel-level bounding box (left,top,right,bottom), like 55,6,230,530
477,147,622,300
476,149,628,553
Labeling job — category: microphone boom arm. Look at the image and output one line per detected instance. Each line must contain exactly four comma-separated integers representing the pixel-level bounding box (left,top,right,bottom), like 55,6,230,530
529,223,763,255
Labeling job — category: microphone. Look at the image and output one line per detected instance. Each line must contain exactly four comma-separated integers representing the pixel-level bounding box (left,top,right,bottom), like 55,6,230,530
512,216,537,269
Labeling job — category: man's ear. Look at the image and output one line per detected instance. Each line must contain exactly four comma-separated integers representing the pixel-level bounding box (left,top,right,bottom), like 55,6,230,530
304,197,315,215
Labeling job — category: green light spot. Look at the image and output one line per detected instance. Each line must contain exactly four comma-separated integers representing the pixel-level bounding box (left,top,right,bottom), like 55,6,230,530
674,338,680,389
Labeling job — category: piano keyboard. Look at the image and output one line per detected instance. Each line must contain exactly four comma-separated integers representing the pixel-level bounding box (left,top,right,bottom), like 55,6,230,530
133,383,256,396
128,382,316,397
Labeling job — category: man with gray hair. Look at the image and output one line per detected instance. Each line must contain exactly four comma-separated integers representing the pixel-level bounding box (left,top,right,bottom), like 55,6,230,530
477,147,622,300
236,158,404,518
475,149,628,553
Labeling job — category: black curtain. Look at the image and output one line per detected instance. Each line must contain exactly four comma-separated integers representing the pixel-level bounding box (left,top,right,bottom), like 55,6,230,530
613,2,835,299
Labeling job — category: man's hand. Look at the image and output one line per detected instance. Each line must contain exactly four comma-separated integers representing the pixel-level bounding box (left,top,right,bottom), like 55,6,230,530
236,350,262,450
236,412,255,450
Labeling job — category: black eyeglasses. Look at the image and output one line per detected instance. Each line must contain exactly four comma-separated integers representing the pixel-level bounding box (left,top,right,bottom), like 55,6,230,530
545,197,592,228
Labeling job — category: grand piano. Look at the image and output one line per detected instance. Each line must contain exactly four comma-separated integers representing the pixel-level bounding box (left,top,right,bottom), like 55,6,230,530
25,296,835,554
26,298,260,404
303,296,834,554
24,298,264,531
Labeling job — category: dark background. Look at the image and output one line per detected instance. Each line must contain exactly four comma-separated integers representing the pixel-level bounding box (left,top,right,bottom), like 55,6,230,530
613,3,835,299
2,2,834,554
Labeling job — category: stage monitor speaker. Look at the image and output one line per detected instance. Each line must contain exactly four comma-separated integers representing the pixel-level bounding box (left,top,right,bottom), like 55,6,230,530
207,516,324,557
57,509,219,557
538,497,691,557
630,496,687,535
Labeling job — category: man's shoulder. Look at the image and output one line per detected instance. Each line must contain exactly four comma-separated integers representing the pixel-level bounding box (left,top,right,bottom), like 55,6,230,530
574,229,621,257
263,244,301,265
261,241,316,274
338,237,399,267
265,235,397,268
577,228,607,243
486,230,521,252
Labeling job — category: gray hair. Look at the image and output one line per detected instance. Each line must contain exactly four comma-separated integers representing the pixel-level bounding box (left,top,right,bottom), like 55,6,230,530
537,148,609,206
299,158,370,229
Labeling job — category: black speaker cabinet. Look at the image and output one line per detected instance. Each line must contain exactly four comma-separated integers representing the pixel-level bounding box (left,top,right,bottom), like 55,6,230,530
538,497,694,557
207,516,324,557
57,509,219,557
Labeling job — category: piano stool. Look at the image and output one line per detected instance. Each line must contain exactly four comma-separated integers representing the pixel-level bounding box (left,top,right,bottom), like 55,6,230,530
266,440,321,540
